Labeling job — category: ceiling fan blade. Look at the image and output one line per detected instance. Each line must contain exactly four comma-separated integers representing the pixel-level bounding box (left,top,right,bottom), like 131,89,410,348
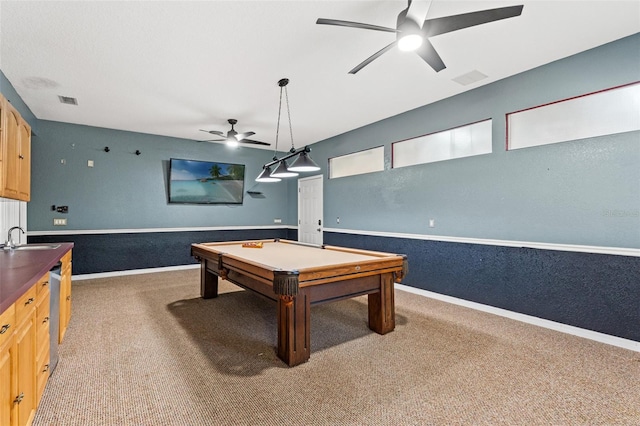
423,5,524,37
240,139,270,146
198,138,226,143
316,18,397,33
199,129,224,136
235,131,255,141
349,41,397,74
415,38,446,72
405,0,433,28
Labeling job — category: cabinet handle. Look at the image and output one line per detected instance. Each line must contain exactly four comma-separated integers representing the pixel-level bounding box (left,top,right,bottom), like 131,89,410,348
43,364,50,373
24,297,35,305
43,281,49,287
19,155,24,159
66,296,71,301
43,316,50,323
14,393,24,404
0,324,10,334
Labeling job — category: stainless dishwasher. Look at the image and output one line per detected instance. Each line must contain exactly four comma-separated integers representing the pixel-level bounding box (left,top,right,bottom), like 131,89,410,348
48,262,62,375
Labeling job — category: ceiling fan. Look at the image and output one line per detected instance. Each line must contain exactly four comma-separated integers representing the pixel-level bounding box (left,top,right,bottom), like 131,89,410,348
317,1,524,74
199,119,270,147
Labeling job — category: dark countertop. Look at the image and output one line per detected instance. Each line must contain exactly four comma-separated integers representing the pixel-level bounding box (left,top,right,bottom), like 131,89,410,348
0,243,74,313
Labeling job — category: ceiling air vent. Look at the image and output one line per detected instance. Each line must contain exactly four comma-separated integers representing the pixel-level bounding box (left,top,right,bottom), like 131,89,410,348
452,70,488,86
58,95,78,105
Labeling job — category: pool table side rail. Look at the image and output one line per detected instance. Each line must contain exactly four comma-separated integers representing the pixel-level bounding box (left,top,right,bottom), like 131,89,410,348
191,241,408,297
192,243,279,283
297,258,406,285
195,239,402,260
192,242,406,285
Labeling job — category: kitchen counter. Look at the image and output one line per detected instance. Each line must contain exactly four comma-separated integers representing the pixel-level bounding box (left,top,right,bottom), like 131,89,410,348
0,242,74,313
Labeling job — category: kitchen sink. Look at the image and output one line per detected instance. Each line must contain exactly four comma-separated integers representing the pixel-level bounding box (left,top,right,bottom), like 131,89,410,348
2,243,61,251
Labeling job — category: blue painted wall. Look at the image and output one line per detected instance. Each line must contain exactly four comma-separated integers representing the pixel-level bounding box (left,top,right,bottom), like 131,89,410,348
323,231,640,342
28,120,288,231
288,34,640,249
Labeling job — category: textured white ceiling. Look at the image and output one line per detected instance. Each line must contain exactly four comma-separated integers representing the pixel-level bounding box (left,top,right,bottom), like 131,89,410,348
1,1,638,151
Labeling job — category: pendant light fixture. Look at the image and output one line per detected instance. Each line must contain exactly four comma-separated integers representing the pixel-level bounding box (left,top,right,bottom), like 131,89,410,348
255,165,281,182
255,78,320,182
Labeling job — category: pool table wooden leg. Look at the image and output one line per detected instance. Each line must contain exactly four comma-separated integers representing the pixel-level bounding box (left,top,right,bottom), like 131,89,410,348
200,262,219,299
367,272,395,334
277,290,311,366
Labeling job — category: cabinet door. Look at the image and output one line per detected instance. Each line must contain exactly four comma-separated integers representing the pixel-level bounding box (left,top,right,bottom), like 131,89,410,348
59,252,72,344
17,118,31,201
1,103,20,199
14,314,36,426
0,340,13,426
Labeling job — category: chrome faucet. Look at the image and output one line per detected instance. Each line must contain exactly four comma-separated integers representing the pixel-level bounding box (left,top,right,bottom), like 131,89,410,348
5,226,25,249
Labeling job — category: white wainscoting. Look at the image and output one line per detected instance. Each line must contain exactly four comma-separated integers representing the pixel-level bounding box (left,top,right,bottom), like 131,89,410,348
0,197,27,245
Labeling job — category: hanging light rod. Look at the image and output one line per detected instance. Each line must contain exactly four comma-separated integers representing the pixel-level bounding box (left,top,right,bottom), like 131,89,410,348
263,146,312,169
256,78,320,182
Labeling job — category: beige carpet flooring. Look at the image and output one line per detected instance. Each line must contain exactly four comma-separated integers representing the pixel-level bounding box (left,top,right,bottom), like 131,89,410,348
33,269,640,425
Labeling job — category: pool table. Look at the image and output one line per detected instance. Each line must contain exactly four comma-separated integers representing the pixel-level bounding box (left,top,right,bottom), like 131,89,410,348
191,239,407,366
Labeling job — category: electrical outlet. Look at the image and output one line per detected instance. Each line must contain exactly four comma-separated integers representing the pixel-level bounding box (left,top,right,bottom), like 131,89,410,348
274,218,282,224
429,219,435,228
88,160,94,167
53,218,67,226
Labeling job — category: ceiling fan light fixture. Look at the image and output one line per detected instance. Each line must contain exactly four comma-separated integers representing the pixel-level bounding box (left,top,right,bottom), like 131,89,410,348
226,139,239,148
289,151,320,172
398,33,423,52
255,166,281,183
397,15,423,52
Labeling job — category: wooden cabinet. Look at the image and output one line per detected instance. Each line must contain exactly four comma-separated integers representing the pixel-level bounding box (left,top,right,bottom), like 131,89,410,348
0,93,31,202
0,247,72,424
0,274,53,426
59,251,72,344
12,285,37,426
0,305,15,426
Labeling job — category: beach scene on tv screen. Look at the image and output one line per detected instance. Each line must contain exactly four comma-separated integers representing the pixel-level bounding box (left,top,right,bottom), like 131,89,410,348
170,159,245,204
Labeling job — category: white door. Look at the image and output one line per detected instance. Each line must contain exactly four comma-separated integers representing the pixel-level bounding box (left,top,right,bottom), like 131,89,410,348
298,175,323,245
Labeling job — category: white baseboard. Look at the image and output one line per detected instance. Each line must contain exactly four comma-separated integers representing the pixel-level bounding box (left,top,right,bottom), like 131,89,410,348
395,283,640,353
72,264,200,281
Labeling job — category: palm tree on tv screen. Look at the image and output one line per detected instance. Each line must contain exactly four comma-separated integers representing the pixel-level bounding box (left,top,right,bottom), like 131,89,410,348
209,164,221,179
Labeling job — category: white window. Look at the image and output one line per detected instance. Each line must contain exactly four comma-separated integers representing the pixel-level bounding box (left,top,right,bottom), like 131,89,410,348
507,82,640,150
392,119,492,169
329,146,384,179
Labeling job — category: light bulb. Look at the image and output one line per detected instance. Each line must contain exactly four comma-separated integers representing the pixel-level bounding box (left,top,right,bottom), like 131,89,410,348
398,34,423,52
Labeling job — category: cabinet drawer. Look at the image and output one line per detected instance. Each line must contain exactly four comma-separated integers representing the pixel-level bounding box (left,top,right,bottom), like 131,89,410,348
36,290,50,325
37,320,50,357
0,304,16,348
37,274,51,297
36,345,51,405
16,284,37,325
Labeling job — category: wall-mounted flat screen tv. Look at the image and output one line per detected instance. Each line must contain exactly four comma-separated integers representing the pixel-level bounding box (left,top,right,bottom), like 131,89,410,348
169,158,245,204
